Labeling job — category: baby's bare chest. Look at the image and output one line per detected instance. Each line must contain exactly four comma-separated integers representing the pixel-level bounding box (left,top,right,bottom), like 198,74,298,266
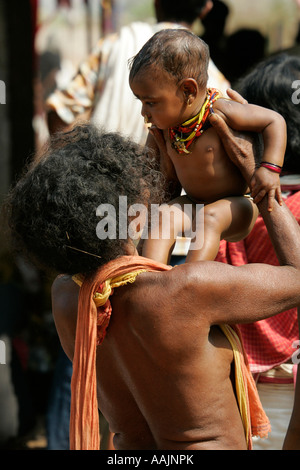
164,128,245,201
165,127,227,172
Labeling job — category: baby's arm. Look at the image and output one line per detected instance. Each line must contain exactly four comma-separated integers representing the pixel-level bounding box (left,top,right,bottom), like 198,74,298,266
214,98,287,211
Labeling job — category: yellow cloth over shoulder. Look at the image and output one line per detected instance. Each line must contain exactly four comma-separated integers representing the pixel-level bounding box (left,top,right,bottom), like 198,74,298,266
220,324,271,449
70,255,270,450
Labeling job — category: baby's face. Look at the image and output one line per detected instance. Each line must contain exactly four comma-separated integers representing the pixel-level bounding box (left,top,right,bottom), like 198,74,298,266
130,67,188,130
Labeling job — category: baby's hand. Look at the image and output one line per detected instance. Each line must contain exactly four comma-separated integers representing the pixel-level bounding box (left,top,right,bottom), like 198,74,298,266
250,166,283,211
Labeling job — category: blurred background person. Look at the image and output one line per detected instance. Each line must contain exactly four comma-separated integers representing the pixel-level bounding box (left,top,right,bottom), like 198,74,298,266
201,0,229,77
45,0,229,145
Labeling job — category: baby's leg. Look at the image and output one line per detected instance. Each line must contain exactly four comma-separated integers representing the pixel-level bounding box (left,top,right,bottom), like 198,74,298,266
142,195,193,265
186,196,258,262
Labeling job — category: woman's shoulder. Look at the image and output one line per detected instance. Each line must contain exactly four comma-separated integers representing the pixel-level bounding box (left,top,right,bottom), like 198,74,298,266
51,274,80,360
51,274,79,320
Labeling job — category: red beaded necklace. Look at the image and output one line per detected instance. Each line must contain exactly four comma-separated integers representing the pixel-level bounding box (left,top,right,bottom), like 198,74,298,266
169,88,220,154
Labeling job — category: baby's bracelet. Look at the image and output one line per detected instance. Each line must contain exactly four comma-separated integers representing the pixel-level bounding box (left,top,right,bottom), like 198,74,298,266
260,161,282,174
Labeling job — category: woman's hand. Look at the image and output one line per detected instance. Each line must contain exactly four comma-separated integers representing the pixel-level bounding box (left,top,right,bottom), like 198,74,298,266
208,92,258,187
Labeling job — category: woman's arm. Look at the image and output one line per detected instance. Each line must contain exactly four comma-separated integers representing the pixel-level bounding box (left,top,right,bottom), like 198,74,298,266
214,97,286,210
184,110,300,325
214,98,286,168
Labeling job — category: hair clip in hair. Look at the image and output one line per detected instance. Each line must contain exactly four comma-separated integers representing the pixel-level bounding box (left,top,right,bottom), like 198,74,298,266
65,232,102,259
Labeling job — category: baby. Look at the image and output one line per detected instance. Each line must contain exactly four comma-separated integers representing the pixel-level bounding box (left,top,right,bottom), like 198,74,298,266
129,29,286,263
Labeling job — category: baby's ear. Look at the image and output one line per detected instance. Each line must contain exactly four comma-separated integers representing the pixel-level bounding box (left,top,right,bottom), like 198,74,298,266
179,78,198,103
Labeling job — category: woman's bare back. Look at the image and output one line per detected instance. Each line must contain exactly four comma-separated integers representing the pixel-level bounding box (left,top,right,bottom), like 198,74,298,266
96,270,247,450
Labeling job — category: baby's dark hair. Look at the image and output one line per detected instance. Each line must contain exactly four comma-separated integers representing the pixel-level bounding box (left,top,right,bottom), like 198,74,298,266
237,53,300,173
129,29,209,89
5,124,166,276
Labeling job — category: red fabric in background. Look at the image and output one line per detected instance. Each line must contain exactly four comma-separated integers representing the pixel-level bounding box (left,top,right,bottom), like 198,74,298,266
216,191,300,373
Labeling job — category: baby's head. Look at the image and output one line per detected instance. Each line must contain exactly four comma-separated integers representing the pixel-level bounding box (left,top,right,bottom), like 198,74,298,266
129,29,209,90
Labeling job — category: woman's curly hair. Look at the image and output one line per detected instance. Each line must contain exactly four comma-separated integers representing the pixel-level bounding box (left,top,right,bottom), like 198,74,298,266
5,124,166,276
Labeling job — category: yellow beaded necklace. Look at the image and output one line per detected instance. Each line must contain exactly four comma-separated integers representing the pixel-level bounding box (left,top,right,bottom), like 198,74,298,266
169,88,220,154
